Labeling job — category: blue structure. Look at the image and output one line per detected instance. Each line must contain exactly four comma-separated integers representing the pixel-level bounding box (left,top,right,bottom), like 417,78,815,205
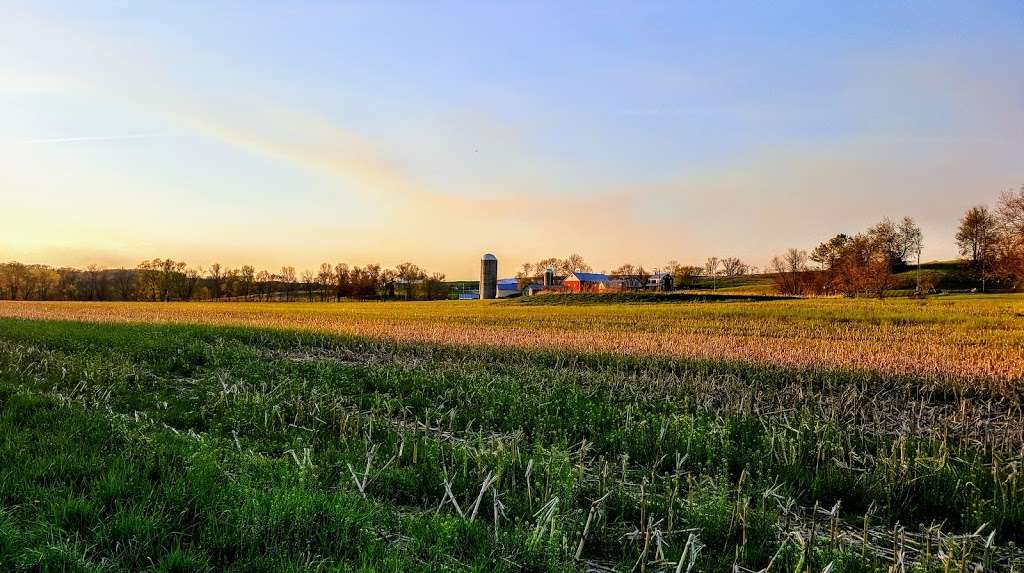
496,278,521,298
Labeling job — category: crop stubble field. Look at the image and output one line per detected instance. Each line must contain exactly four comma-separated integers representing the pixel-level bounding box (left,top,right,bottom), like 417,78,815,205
0,295,1022,571
3,296,1023,384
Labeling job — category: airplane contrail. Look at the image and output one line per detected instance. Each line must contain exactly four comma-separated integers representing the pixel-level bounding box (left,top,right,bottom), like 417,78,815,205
27,132,178,144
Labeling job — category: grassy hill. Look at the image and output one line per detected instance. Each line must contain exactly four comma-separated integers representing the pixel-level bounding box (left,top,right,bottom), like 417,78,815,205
685,260,982,296
891,260,979,291
682,274,777,294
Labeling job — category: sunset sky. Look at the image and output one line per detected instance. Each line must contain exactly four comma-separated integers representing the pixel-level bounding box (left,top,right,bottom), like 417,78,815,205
1,1,1022,279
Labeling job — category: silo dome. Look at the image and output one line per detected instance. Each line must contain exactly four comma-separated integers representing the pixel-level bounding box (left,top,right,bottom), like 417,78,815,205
482,253,497,261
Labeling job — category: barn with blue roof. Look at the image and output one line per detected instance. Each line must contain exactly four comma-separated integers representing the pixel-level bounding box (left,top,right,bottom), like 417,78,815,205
562,271,611,293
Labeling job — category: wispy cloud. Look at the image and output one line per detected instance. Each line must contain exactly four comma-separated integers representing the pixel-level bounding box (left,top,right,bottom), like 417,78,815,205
5,4,1021,276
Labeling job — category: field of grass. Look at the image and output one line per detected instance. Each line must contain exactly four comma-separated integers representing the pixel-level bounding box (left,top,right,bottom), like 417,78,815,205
683,274,777,294
1,295,1023,571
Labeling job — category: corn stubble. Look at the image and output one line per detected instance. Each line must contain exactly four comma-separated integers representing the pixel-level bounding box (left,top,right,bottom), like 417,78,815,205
0,295,1022,571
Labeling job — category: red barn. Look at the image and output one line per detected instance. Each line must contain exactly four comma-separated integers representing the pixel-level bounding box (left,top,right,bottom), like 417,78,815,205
562,272,611,293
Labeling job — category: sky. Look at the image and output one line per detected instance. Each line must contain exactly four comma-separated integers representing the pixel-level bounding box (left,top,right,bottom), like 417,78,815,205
1,1,1022,279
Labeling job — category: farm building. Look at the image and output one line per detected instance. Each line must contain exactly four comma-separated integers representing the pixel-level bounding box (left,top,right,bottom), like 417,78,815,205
648,272,673,291
469,255,674,299
496,278,522,298
473,254,527,299
604,277,643,290
562,272,611,293
459,279,521,299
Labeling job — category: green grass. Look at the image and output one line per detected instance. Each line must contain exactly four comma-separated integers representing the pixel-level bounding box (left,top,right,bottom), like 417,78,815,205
681,274,776,293
0,316,1021,571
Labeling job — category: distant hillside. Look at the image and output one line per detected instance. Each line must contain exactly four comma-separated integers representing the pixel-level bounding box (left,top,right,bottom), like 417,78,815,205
686,261,981,295
891,260,979,291
682,274,776,294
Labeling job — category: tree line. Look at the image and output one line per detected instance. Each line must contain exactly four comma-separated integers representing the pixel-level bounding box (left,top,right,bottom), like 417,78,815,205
771,216,923,297
955,186,1024,291
0,259,449,302
770,185,1024,296
2,252,760,302
4,187,1020,302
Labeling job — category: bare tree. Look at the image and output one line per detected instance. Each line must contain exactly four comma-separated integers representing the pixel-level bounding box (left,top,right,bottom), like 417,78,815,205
280,266,297,301
57,268,79,300
997,186,1024,238
301,269,316,301
334,263,350,301
770,249,808,295
396,262,424,300
610,264,637,279
516,262,535,289
364,264,382,298
239,265,256,300
867,218,901,268
179,268,201,301
636,266,651,289
559,253,592,275
811,234,851,271
899,217,924,293
2,262,29,300
85,264,105,300
665,262,700,289
993,186,1024,286
135,261,159,300
317,263,334,301
223,268,240,298
866,216,921,269
704,257,720,290
957,207,998,279
208,263,225,300
256,270,272,301
136,259,185,301
424,272,448,300
112,268,134,300
33,267,59,300
534,258,561,276
720,257,749,277
381,268,398,299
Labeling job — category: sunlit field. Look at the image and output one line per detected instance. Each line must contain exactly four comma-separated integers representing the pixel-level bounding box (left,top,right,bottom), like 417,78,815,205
2,294,1023,384
1,295,1023,571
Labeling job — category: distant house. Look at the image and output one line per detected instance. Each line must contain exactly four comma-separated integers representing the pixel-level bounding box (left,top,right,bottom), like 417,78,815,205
562,272,611,292
648,272,673,291
605,277,643,290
